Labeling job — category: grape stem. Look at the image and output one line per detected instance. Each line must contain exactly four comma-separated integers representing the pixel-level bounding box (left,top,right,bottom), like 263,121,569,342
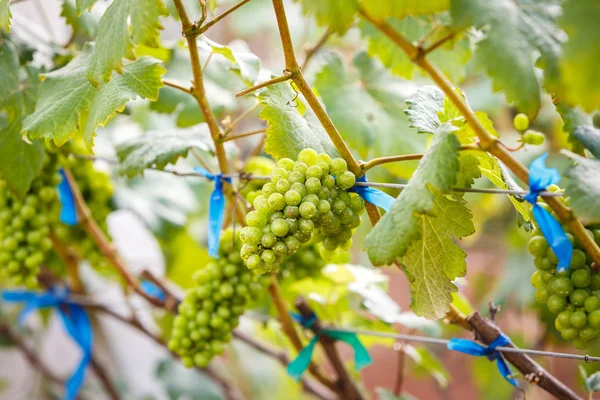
301,28,333,71
358,7,600,268
220,128,266,142
182,0,252,38
162,79,193,95
361,144,481,171
235,73,293,98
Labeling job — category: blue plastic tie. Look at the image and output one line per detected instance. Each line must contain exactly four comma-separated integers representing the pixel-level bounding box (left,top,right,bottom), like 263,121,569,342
1,287,93,400
57,168,78,226
193,167,232,258
447,333,518,387
140,281,166,302
350,175,396,212
525,153,573,271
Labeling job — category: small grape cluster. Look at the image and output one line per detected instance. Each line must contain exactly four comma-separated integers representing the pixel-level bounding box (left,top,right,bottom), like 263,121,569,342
529,203,600,348
280,244,325,282
54,156,114,274
0,156,60,287
168,230,266,368
513,113,545,146
239,149,365,274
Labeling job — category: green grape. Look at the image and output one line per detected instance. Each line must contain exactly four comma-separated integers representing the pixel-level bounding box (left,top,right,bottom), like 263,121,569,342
330,158,347,175
271,219,289,237
513,113,529,131
298,148,318,165
171,231,266,368
551,277,573,297
570,311,587,328
336,171,356,190
547,294,567,314
571,269,591,288
588,310,600,329
585,295,600,312
268,193,286,211
527,236,549,257
590,274,600,291
535,287,550,303
561,328,578,341
570,289,589,307
570,249,587,269
522,130,545,145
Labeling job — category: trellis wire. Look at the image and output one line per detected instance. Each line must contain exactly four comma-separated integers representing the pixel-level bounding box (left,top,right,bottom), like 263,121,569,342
242,313,599,363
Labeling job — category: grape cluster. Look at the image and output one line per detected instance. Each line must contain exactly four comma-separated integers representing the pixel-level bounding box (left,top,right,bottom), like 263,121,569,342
239,156,276,201
529,202,600,348
513,113,545,146
280,244,325,282
239,149,365,274
168,230,266,368
0,156,60,287
54,156,114,274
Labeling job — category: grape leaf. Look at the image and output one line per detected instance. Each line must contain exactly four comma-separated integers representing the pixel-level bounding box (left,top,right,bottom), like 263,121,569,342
86,0,168,86
401,192,474,319
258,82,338,161
451,0,562,117
404,345,450,388
313,51,425,176
0,41,20,119
405,86,530,219
0,120,45,198
359,16,471,83
557,104,600,158
564,154,600,224
559,0,600,112
23,47,165,148
293,0,358,35
76,0,98,14
359,0,449,21
364,123,461,266
199,38,261,86
0,0,11,32
61,0,99,38
116,124,214,177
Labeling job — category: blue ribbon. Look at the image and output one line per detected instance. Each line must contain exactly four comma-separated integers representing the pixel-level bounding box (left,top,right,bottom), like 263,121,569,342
287,312,372,380
192,167,232,258
350,175,396,212
57,168,78,226
1,287,93,400
524,153,572,271
140,281,166,302
447,333,518,387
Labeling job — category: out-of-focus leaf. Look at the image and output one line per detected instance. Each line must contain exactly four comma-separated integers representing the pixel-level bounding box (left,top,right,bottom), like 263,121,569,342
404,345,449,388
76,0,97,14
557,104,600,158
586,372,600,392
258,82,338,160
199,38,261,86
376,387,417,400
0,0,11,32
559,0,600,112
293,0,358,35
23,47,165,148
472,356,514,399
360,0,448,21
115,124,214,177
563,154,600,224
451,0,563,116
314,51,424,177
155,359,223,400
61,0,99,38
359,16,471,83
0,41,23,120
166,231,211,289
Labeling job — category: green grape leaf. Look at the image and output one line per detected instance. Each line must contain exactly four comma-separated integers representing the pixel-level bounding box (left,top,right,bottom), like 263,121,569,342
61,0,99,38
0,41,20,119
359,17,471,83
76,0,98,14
314,51,425,176
364,123,461,266
559,0,600,112
0,0,11,32
563,154,600,224
404,345,450,388
557,104,600,159
451,0,562,117
359,0,449,21
23,48,165,148
199,38,261,86
116,124,215,177
258,82,338,161
86,0,168,86
293,0,358,35
0,120,46,197
405,86,530,219
401,192,474,319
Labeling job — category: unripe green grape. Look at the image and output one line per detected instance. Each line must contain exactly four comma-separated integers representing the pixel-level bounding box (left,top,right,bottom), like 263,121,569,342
513,113,529,131
284,206,300,219
276,179,290,193
317,187,330,200
546,248,559,265
293,162,308,175
298,148,318,165
557,310,572,327
285,236,301,253
551,276,573,297
590,274,600,291
570,311,587,328
277,158,294,171
585,295,600,312
523,130,545,145
528,236,549,257
284,190,301,206
271,219,290,237
269,212,284,223
321,175,335,188
305,177,321,194
306,166,323,179
240,227,262,246
547,294,567,314
290,182,307,198
268,193,286,210
246,254,262,270
262,182,276,196
246,210,267,228
572,269,591,288
299,202,317,219
336,171,356,190
332,199,346,215
569,249,587,269
331,158,347,175
561,328,578,340
261,232,277,248
569,289,589,307
272,168,289,181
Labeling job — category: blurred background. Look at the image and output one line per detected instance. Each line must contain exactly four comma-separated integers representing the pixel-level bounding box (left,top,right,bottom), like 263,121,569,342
1,0,597,399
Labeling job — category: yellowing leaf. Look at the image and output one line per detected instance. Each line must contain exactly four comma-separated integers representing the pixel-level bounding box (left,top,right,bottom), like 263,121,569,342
359,0,449,21
0,0,11,32
293,0,358,35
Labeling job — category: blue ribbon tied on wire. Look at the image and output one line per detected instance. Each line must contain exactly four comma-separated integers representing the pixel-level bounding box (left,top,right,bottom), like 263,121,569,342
447,333,518,387
525,153,572,271
350,175,396,213
193,167,232,258
57,168,78,226
287,312,372,380
1,287,93,400
140,281,166,302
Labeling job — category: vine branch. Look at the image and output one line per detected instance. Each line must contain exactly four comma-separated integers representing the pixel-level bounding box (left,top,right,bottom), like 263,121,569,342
221,128,266,142
361,144,481,171
183,0,252,38
235,73,293,98
162,79,193,95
